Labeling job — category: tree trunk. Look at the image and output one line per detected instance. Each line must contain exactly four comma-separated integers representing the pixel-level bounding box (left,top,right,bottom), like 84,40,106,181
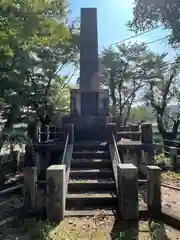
123,99,134,126
0,104,21,153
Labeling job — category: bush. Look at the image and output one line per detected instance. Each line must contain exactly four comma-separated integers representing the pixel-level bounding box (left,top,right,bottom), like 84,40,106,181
155,153,172,169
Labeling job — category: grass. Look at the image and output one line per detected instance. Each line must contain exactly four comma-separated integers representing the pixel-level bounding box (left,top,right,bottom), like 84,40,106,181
162,171,180,185
0,215,179,240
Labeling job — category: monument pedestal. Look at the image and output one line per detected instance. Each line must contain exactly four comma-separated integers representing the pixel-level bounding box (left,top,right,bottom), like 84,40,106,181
70,89,109,117
62,116,110,141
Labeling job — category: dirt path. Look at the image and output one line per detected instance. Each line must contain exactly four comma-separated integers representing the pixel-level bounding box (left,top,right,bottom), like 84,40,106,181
139,183,180,216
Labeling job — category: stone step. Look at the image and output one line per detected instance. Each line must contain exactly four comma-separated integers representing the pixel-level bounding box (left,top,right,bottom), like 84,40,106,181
74,141,108,151
68,180,116,193
72,151,109,159
71,159,112,169
65,209,116,217
70,169,113,179
66,193,117,209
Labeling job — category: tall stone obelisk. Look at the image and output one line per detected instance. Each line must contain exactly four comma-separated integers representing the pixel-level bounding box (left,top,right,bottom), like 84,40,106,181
62,8,109,133
80,8,100,116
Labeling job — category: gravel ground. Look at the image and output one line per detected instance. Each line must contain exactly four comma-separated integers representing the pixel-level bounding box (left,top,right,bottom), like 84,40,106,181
0,217,180,240
139,184,180,214
162,186,180,211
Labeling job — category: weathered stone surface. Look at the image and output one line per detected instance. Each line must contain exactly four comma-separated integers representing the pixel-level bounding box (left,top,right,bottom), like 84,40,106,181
131,124,140,141
117,163,138,220
141,124,154,165
147,165,161,217
70,89,109,117
24,167,37,209
81,91,99,116
169,147,178,171
80,8,99,92
123,149,140,167
46,165,66,222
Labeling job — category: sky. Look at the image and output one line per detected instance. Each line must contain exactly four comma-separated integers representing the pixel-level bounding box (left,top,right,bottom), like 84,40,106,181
64,0,179,83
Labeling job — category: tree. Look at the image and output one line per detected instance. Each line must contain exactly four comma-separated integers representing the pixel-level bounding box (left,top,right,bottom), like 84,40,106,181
128,0,180,46
129,106,155,124
0,0,78,152
143,55,180,146
100,42,158,125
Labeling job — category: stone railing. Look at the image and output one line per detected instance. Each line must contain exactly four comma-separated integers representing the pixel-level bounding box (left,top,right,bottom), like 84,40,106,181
108,127,138,219
107,123,121,190
46,123,74,222
107,123,138,220
23,123,74,222
107,123,161,220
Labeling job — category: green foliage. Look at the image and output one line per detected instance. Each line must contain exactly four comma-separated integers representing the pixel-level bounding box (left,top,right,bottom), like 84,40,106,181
155,153,172,168
100,42,168,125
162,171,180,181
0,0,79,150
142,55,180,137
128,0,180,46
129,106,155,123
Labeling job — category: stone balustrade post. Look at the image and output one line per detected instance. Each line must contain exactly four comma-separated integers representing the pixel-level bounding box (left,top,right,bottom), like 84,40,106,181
141,124,154,177
170,147,178,171
147,166,161,217
141,123,154,164
46,165,66,222
117,163,138,220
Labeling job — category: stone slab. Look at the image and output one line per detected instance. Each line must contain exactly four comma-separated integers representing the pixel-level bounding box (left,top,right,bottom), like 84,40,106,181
147,165,161,217
46,164,66,222
117,164,138,220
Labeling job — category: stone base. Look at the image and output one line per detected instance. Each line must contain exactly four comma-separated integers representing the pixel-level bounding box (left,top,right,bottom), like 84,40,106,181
70,89,109,117
62,116,109,129
62,116,110,141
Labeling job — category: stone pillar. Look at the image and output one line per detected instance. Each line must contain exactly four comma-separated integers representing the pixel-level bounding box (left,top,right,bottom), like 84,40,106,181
24,167,37,209
80,8,100,117
141,124,154,177
141,123,154,164
80,8,99,91
46,165,66,222
107,123,117,144
170,147,178,171
147,166,161,217
117,163,138,220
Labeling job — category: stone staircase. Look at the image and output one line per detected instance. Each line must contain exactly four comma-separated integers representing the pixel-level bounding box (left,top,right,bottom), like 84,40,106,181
65,141,118,216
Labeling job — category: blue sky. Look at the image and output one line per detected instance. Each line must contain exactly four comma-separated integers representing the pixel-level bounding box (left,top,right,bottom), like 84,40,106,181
65,0,178,83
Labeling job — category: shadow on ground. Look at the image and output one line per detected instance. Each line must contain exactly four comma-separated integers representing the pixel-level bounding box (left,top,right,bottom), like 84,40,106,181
0,214,176,240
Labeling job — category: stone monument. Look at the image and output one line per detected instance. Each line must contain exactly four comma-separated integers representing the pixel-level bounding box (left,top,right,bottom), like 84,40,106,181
63,8,109,135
